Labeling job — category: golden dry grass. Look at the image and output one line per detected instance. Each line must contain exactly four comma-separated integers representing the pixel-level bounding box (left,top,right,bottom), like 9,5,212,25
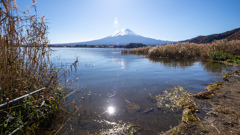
122,40,240,60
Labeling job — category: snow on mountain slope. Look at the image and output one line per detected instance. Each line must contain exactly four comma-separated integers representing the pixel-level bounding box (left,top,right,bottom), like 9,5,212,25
111,28,139,37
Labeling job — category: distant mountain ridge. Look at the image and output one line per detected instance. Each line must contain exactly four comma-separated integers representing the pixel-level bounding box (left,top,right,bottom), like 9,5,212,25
188,27,240,43
52,28,172,46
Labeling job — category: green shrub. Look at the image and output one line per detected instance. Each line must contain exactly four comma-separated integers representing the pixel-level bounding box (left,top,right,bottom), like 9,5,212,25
226,55,240,64
208,51,229,61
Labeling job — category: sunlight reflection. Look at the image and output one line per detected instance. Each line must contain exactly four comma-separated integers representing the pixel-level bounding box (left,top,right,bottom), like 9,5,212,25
112,58,126,69
107,106,115,115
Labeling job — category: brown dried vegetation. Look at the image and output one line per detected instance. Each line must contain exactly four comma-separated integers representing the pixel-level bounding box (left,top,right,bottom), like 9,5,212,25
122,40,240,62
0,0,76,134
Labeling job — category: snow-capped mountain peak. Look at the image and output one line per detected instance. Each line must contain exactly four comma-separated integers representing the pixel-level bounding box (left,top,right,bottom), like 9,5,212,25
111,28,138,37
52,28,173,46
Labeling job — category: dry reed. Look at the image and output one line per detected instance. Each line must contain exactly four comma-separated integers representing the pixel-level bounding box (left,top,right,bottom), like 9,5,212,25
0,0,77,134
122,40,240,62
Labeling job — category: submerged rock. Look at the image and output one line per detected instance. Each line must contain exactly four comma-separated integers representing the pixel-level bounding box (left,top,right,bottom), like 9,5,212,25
126,103,140,114
143,107,154,114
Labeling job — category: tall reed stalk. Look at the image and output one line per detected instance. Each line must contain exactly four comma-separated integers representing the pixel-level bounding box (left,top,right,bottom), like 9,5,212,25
0,0,75,134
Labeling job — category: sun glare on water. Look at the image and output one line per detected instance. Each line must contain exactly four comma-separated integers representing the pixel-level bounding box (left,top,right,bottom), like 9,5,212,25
107,106,115,115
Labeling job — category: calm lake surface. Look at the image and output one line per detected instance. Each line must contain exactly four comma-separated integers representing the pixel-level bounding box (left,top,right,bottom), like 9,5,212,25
50,48,234,134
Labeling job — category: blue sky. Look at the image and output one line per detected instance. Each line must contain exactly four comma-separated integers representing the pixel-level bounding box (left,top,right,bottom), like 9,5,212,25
17,0,240,44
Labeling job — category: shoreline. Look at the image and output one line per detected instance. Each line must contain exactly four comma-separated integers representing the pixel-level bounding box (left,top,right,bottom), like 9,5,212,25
167,68,240,134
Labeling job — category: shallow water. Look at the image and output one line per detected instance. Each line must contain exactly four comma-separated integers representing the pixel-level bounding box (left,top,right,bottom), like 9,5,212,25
50,48,234,134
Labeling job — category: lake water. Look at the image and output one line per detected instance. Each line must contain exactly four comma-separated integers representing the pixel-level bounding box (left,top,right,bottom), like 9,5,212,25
50,48,233,134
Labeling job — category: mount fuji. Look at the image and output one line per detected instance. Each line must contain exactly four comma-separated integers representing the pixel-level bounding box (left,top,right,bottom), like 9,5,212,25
54,29,172,46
